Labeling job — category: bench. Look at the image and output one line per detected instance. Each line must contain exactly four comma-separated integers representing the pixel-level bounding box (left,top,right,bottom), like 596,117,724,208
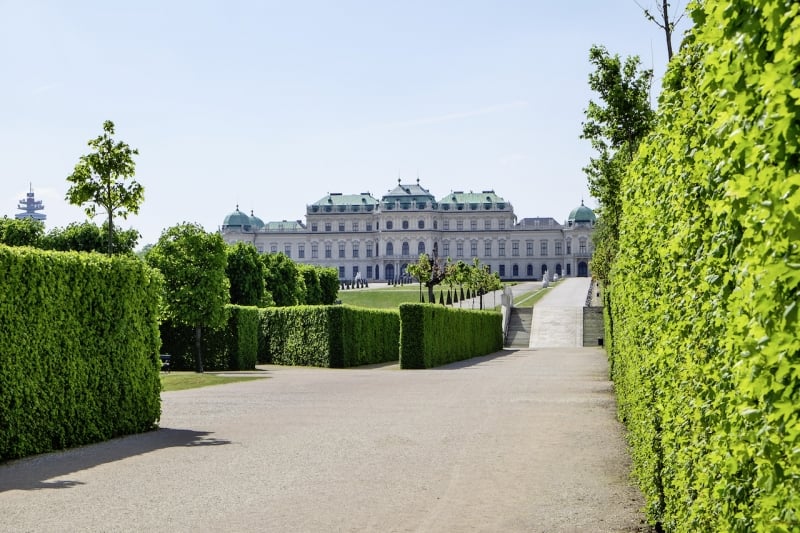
160,354,171,373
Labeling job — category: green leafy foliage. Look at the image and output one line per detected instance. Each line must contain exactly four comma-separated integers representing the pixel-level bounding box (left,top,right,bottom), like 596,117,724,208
262,252,303,307
226,242,265,306
41,221,139,254
146,223,229,372
318,267,340,305
65,120,143,255
0,217,45,247
259,306,399,368
0,245,162,461
399,304,502,369
159,305,258,371
609,1,800,529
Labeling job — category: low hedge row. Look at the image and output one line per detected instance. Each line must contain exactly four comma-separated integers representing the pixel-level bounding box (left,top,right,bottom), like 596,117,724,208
160,305,258,371
0,245,162,461
399,304,502,369
259,306,400,368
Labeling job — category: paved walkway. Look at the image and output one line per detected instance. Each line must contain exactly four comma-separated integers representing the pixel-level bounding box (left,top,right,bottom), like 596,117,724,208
530,278,591,349
0,348,647,531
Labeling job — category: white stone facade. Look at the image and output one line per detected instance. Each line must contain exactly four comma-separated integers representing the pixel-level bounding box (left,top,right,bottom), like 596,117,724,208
220,181,595,281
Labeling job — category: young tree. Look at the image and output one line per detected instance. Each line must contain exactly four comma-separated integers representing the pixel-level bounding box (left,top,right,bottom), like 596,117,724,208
635,1,685,61
146,223,229,373
406,251,448,304
581,45,654,284
0,217,44,247
66,120,143,255
225,242,265,306
317,267,339,305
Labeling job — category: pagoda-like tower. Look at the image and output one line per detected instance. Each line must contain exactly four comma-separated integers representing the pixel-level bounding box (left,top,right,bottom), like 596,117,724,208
15,184,46,221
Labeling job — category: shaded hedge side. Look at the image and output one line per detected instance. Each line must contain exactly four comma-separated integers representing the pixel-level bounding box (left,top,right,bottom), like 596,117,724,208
399,304,502,369
159,305,258,371
0,246,162,461
609,1,800,530
258,306,399,368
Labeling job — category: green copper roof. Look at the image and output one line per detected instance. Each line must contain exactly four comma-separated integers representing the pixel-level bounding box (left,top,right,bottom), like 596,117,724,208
568,202,596,223
381,181,435,203
265,220,305,231
311,193,379,207
438,190,508,210
249,210,265,229
223,206,252,227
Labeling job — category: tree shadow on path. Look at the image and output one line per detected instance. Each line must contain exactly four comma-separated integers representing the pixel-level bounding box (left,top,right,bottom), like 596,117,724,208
0,428,229,492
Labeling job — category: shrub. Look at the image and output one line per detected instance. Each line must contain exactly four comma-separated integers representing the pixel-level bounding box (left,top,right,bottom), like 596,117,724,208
0,245,162,461
399,304,502,369
609,1,800,529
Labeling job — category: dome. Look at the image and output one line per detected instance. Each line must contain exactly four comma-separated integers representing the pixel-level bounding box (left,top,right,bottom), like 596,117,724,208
249,210,265,229
568,201,596,224
223,206,252,228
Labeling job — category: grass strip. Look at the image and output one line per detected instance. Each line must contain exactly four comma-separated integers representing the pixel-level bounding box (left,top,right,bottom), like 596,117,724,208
161,372,264,392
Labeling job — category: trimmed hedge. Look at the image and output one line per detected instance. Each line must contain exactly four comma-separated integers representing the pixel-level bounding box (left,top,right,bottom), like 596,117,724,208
159,304,259,371
399,304,502,369
259,306,399,368
609,1,800,530
0,245,162,461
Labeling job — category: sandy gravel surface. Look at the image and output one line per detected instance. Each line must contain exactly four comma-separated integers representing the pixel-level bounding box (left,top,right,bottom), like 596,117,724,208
0,345,649,533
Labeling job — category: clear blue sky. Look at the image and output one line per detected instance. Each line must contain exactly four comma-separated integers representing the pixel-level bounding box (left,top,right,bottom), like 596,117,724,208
1,1,688,248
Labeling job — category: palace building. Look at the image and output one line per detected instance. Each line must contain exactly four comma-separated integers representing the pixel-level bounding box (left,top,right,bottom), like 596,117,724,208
220,179,596,281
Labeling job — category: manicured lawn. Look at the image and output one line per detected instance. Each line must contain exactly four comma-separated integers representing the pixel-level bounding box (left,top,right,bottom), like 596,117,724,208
161,372,265,392
337,286,424,308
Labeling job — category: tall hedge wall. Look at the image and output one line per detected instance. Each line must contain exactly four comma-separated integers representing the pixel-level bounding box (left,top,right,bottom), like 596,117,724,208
609,1,800,530
0,246,162,461
399,304,502,369
259,306,399,368
159,304,258,371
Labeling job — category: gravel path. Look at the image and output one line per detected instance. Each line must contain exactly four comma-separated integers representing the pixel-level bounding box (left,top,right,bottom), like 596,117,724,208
0,343,648,532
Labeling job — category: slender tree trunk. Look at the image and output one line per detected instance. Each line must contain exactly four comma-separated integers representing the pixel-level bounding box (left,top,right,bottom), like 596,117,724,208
662,0,673,60
427,284,435,304
195,325,204,373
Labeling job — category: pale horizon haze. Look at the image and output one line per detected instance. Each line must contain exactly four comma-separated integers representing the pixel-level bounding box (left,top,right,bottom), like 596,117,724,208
1,1,689,248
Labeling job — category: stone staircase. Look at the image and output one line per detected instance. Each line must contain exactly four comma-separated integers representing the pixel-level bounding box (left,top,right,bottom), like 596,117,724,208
505,307,533,348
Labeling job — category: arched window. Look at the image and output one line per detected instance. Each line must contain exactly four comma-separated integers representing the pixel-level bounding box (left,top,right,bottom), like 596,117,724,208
541,264,548,276
386,242,394,256
418,220,424,229
402,220,409,229
402,242,410,256
527,264,533,277
556,264,562,276
418,241,425,254
512,264,519,277
386,220,393,230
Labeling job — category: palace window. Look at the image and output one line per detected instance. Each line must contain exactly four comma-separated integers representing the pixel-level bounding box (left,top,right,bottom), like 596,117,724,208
470,240,478,257
402,242,410,256
499,220,505,230
526,241,533,256
499,240,506,257
386,242,394,256
338,222,345,232
456,220,463,231
579,239,587,254
298,244,305,259
311,243,318,259
386,221,393,230
470,220,477,231
284,244,292,258
367,266,373,278
325,223,331,232
402,220,409,229
311,223,318,232
366,222,372,231
443,220,450,230
418,220,425,229
499,264,506,277
512,241,519,257
352,243,359,258
352,222,359,232
484,219,491,230
443,241,450,257
555,241,563,255
366,242,373,258
540,241,548,256
418,241,425,254
325,243,332,259
339,266,345,278
456,241,464,258
271,244,278,253
485,239,492,256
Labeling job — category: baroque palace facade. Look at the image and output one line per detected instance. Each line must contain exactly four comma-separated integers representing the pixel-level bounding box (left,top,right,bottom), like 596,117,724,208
220,180,596,282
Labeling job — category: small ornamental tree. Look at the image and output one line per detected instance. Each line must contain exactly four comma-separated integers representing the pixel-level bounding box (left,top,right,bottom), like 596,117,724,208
226,242,265,306
146,223,229,373
66,120,143,255
407,251,448,304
